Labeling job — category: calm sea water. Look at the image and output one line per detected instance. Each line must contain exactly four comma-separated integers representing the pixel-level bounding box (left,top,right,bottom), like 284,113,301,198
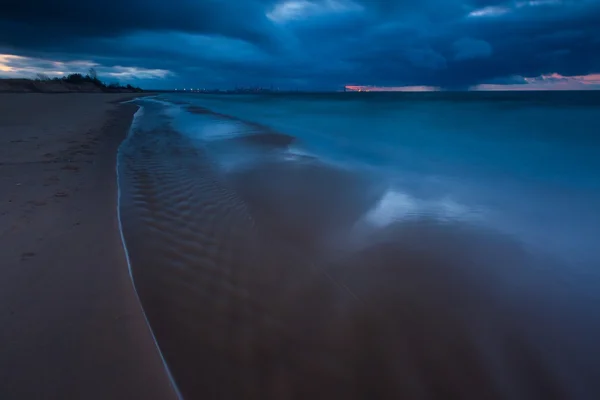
119,92,600,399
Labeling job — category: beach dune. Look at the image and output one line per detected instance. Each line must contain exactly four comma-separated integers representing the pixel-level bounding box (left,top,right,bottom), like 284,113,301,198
0,94,178,399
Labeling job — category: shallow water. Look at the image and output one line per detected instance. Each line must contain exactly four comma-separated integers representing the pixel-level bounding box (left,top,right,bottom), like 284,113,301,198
118,92,600,399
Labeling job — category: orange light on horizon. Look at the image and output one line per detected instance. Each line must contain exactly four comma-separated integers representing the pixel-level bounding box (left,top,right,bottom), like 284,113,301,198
345,85,439,92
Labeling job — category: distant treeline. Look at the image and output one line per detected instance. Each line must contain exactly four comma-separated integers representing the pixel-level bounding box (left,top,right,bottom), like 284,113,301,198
36,68,142,92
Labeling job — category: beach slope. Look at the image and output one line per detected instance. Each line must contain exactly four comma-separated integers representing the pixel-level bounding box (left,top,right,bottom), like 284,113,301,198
0,94,178,399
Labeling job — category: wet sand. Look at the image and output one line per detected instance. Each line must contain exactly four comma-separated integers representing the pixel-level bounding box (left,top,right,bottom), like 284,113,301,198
119,99,600,399
0,94,178,399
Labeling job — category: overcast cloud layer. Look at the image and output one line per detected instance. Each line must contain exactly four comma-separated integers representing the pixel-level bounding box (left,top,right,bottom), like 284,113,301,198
1,0,600,89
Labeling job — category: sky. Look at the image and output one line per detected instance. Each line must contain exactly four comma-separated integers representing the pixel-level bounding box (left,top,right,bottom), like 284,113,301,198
1,0,600,90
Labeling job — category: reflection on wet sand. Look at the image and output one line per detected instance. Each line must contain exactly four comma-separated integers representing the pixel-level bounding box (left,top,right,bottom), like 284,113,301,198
119,103,600,400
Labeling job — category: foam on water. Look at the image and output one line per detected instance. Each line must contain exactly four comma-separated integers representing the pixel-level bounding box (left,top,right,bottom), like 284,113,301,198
283,145,317,161
363,189,483,228
189,120,247,141
136,97,185,118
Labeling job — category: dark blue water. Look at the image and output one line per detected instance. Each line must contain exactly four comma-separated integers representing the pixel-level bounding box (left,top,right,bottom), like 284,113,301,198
120,92,600,399
167,92,600,264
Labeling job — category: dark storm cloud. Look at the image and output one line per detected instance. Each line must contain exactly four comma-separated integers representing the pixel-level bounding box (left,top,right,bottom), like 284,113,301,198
453,38,493,61
1,0,600,88
0,0,279,47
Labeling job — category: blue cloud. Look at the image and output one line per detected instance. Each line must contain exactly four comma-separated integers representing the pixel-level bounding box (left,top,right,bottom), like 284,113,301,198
453,38,493,61
1,0,599,89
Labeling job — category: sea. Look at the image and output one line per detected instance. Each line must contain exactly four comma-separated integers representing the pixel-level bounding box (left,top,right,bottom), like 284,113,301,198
117,91,600,399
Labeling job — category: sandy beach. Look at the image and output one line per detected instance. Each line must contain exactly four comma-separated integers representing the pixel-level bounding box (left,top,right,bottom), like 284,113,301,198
0,94,178,399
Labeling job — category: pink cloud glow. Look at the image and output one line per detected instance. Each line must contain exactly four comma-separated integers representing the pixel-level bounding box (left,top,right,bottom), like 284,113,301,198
345,74,600,92
472,73,600,91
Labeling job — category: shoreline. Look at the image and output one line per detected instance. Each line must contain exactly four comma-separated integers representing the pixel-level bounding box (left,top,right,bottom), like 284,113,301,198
115,102,183,399
0,93,178,399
